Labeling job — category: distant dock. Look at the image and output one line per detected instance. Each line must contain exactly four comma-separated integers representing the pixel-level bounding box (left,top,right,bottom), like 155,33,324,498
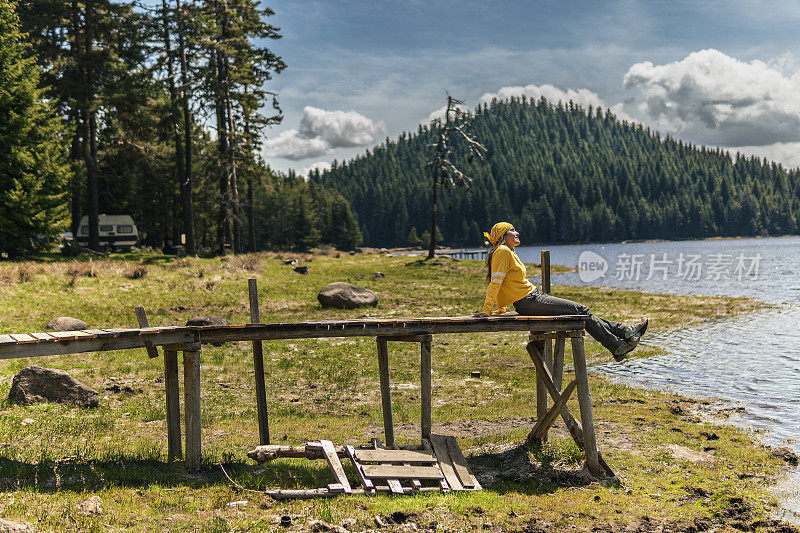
438,249,487,260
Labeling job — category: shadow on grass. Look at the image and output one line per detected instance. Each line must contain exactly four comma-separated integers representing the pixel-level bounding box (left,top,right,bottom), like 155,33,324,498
466,441,593,496
0,441,597,496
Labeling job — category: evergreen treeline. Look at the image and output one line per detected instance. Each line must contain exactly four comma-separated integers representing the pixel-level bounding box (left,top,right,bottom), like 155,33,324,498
0,0,69,258
314,97,800,247
3,0,361,257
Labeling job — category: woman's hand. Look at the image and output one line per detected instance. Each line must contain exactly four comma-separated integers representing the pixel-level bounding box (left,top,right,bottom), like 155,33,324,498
471,312,489,318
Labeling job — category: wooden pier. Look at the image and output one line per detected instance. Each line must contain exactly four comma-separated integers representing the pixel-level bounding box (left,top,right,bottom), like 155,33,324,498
0,251,613,482
438,249,487,260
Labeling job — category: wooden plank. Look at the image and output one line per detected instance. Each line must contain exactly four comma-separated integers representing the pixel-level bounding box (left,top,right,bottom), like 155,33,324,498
134,306,160,359
183,349,201,471
376,338,394,448
69,330,95,338
0,335,16,345
353,449,436,463
445,436,480,490
9,334,38,344
531,380,577,440
571,336,600,477
0,329,197,360
372,439,403,494
320,440,352,493
164,349,182,461
249,279,269,446
82,329,113,336
193,316,588,344
420,335,432,442
30,332,56,341
345,445,374,491
362,464,444,480
378,335,431,342
429,434,463,490
48,331,81,341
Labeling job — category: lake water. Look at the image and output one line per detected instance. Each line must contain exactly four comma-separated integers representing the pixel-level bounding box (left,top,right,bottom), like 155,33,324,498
513,237,800,520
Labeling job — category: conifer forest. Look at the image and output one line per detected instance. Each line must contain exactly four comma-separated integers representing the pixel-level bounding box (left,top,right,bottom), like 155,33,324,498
315,97,800,248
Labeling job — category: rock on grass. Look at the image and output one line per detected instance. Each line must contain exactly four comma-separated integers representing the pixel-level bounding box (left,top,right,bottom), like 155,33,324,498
46,317,88,331
8,366,99,408
317,282,378,309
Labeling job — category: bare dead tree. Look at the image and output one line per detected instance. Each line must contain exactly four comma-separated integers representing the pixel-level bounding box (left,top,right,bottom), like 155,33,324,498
426,95,487,260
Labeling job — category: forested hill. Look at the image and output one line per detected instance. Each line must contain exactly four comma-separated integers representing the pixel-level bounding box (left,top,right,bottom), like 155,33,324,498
312,97,800,247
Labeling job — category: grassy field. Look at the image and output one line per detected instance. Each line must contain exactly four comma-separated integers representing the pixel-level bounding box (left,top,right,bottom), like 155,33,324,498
0,250,793,532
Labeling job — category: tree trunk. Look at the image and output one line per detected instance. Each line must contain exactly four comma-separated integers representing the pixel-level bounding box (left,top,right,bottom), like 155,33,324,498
212,47,231,254
221,0,240,254
176,0,196,255
247,174,255,252
426,176,438,260
162,0,187,255
82,0,99,251
68,2,83,242
69,119,82,240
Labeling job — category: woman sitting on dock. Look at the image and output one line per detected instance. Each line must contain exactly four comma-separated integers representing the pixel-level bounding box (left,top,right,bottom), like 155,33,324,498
473,222,648,360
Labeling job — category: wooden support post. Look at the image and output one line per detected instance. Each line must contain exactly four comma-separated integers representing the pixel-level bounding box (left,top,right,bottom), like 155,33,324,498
183,349,201,471
571,335,600,477
248,279,269,445
420,335,432,443
164,348,182,461
553,332,565,390
134,306,159,359
540,250,551,294
376,338,395,448
535,339,549,429
526,338,615,478
536,250,552,424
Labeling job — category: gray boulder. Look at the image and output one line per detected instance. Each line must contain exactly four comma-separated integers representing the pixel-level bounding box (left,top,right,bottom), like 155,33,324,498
8,366,99,408
46,317,88,331
185,315,231,327
317,282,378,309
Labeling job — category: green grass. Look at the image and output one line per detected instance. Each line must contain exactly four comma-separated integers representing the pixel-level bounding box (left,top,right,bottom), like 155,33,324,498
0,251,789,531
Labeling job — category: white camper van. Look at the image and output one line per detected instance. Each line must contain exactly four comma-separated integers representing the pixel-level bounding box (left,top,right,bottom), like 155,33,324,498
77,214,139,251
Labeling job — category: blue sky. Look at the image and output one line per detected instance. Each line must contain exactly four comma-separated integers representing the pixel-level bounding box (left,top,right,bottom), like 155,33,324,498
260,1,800,174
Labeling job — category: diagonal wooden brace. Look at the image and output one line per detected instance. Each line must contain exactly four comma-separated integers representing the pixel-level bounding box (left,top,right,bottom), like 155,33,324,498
526,340,615,478
529,379,576,441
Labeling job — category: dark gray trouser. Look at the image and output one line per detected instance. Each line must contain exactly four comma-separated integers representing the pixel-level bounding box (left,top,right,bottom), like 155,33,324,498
513,290,629,353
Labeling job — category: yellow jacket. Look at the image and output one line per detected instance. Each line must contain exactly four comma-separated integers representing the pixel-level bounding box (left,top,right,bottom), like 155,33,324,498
483,245,535,314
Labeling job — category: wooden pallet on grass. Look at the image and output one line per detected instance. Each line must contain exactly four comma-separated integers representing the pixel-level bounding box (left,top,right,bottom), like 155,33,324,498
247,435,481,499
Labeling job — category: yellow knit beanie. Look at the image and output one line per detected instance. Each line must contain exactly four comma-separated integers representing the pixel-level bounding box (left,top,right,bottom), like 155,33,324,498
483,222,513,245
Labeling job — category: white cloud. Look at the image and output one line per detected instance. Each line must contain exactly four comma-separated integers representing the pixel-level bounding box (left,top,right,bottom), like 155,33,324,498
621,49,800,146
298,106,386,148
295,161,332,179
725,142,800,169
478,83,607,110
264,106,385,161
263,129,333,161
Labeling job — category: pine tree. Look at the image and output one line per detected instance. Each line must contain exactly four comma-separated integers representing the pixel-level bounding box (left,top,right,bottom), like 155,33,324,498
0,0,69,257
